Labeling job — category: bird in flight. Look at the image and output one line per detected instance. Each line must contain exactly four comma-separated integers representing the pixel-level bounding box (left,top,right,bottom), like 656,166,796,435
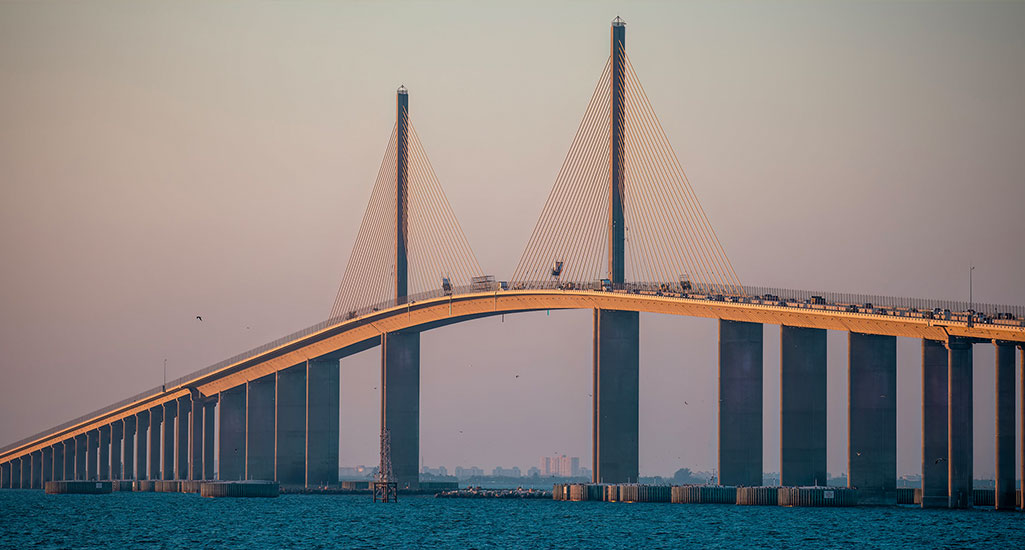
934,457,946,464
515,375,519,379
196,316,203,321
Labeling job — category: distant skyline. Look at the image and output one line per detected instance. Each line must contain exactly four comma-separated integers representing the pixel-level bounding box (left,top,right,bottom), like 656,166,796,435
1,2,1023,480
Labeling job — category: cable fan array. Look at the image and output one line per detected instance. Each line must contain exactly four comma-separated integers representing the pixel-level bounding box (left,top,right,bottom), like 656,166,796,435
330,114,483,320
511,53,743,295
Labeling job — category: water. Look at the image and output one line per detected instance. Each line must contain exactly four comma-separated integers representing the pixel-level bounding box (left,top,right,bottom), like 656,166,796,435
0,490,1019,549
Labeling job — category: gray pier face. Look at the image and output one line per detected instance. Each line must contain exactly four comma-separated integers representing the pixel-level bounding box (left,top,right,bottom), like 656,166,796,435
161,402,176,480
52,444,63,482
246,375,276,481
123,417,135,480
593,309,639,484
98,425,110,481
994,341,1015,510
219,385,247,481
110,421,123,480
63,439,74,481
149,406,162,481
74,434,86,480
780,325,827,487
41,447,52,486
382,332,419,489
189,398,202,480
176,397,189,480
1,462,9,488
947,338,973,508
719,320,763,487
848,332,896,505
276,364,306,487
203,400,216,480
31,451,42,489
13,458,22,488
85,430,98,481
135,411,149,480
921,339,948,508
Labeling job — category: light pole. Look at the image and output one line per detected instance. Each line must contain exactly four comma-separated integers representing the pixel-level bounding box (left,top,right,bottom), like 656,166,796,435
969,266,975,310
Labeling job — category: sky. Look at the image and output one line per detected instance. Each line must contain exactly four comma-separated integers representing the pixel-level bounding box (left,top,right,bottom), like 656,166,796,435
1,1,1023,479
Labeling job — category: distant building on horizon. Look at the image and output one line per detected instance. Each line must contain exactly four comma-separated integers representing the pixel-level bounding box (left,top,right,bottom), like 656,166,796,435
422,465,448,477
540,455,580,477
454,466,485,479
492,466,522,477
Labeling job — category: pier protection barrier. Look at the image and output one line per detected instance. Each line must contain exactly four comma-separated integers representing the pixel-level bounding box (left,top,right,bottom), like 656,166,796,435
605,484,618,502
154,481,180,493
133,480,155,492
779,487,857,507
671,485,736,504
200,480,279,498
553,483,569,500
110,480,132,492
341,481,371,491
45,481,112,495
972,489,994,507
180,481,202,493
896,488,922,505
567,483,605,501
616,484,671,503
736,487,779,506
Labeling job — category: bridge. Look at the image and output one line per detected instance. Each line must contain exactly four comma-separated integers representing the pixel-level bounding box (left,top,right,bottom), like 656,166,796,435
1,18,1023,510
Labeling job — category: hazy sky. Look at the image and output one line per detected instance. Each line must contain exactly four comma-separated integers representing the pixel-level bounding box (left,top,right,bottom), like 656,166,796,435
1,1,1023,478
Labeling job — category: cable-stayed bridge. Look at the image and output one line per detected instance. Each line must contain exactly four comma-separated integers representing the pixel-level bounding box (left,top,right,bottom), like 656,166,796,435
1,18,1023,510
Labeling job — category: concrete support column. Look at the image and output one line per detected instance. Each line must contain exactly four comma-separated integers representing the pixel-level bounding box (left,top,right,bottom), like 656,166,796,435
189,398,202,480
719,319,763,487
780,325,826,486
994,341,1015,510
74,434,86,480
276,364,306,487
593,309,639,484
921,339,948,508
63,440,74,481
52,444,64,482
31,451,42,488
149,406,162,481
41,447,52,485
13,458,22,488
1,462,9,488
135,411,148,480
85,431,98,481
246,375,276,481
219,385,246,481
203,400,216,480
176,396,189,480
162,401,176,480
381,332,418,489
848,332,896,505
124,415,136,475
98,425,110,480
110,421,123,480
307,358,339,487
947,337,973,508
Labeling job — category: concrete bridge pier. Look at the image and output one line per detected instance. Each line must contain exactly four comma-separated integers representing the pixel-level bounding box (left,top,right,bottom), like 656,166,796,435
189,397,202,480
848,332,896,505
110,421,123,480
719,320,763,487
219,385,246,480
780,325,826,487
63,439,74,481
246,375,276,481
52,444,63,482
175,396,189,480
993,341,1015,510
593,309,639,484
149,406,162,481
203,399,216,480
162,401,177,480
921,339,948,508
135,411,149,480
275,364,306,487
41,447,52,486
1,461,9,488
123,417,135,479
86,430,98,481
74,434,86,480
12,458,22,488
30,450,42,489
98,425,110,480
947,337,973,508
382,333,418,489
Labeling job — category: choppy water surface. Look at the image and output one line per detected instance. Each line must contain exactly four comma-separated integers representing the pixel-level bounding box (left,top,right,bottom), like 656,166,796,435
0,490,1020,549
